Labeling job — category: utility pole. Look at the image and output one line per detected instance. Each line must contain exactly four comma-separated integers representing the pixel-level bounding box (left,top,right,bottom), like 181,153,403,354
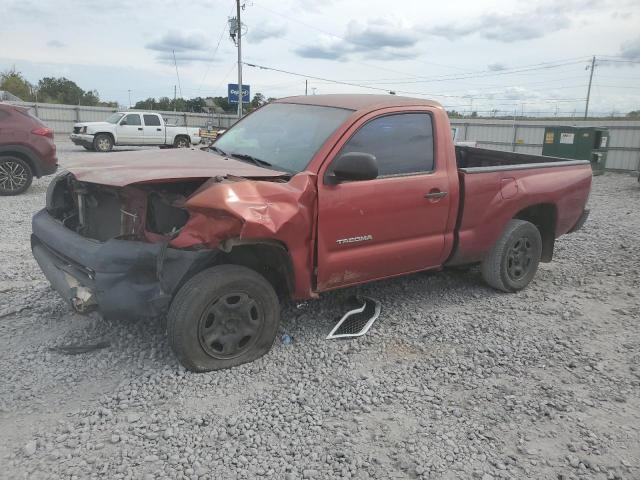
305,80,308,95
584,55,596,119
127,89,132,109
174,84,177,111
236,0,243,119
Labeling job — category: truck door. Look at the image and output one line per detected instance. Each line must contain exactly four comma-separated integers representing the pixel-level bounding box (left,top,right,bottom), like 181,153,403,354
316,112,452,290
116,113,144,144
142,114,164,145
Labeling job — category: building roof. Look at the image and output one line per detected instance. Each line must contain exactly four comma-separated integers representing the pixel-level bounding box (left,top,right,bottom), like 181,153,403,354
275,94,442,112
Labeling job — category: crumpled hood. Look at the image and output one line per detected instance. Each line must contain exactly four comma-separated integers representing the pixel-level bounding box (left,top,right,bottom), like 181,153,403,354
63,148,287,186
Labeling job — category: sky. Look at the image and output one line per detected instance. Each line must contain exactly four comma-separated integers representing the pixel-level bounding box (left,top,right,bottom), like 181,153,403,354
1,0,640,116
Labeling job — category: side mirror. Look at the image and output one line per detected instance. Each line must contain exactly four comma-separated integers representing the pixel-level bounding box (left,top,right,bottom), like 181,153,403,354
325,152,378,184
120,119,128,126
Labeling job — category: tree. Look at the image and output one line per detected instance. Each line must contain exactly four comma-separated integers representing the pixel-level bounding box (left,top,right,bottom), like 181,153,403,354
627,110,640,119
37,77,85,104
248,92,266,111
134,98,157,110
0,69,34,101
186,96,206,112
156,97,172,111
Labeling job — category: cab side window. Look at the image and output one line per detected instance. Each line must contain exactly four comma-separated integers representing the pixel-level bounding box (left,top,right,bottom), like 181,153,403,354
121,114,141,126
339,113,434,176
143,114,161,126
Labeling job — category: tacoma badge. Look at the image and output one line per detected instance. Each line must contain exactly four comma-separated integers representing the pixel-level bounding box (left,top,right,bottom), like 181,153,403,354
336,234,373,245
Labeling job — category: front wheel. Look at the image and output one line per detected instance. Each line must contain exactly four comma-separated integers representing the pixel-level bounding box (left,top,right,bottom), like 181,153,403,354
481,219,542,292
0,156,33,196
93,133,113,152
167,265,280,372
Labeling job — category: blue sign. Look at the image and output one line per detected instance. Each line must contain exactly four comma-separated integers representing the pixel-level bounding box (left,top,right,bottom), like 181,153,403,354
228,83,250,104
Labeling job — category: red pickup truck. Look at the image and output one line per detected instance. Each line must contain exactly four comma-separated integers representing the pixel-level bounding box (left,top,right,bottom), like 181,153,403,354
32,94,591,371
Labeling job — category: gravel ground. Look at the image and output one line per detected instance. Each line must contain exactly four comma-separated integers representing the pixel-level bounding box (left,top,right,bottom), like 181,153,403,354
1,142,639,479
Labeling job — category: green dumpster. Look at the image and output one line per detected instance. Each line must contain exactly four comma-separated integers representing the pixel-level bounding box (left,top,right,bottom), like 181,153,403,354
542,126,609,175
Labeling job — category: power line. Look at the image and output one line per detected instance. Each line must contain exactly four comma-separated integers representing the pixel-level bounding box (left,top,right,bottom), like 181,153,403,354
243,61,586,105
195,5,234,97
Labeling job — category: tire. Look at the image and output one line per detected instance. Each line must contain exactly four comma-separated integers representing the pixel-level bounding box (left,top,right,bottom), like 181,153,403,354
481,219,542,292
174,136,190,148
167,265,280,372
0,156,33,196
93,133,113,152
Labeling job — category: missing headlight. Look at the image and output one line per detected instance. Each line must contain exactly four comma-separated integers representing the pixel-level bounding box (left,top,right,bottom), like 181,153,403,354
146,192,190,235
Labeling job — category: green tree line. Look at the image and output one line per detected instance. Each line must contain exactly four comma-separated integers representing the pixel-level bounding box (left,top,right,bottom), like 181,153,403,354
133,92,275,114
0,69,117,107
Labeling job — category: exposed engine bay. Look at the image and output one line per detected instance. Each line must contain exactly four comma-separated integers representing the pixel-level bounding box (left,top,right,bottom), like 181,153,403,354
46,173,207,243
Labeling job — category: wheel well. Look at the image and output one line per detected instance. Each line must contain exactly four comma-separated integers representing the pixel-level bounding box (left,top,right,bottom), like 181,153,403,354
211,241,295,299
95,132,114,143
514,203,557,262
0,151,35,176
175,135,190,143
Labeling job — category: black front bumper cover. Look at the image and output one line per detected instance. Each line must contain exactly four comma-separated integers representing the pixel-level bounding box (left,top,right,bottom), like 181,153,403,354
31,209,216,319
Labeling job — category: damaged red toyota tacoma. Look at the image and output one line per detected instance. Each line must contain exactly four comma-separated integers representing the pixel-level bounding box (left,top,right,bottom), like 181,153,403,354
32,95,592,371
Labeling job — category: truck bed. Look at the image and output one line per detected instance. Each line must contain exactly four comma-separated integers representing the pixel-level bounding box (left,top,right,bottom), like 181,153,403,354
447,146,592,266
455,146,587,171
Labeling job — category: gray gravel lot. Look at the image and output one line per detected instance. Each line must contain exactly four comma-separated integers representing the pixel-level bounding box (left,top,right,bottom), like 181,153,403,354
1,141,639,479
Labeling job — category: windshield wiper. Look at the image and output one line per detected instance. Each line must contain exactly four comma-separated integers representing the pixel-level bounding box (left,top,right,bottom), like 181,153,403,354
228,152,273,168
210,145,228,156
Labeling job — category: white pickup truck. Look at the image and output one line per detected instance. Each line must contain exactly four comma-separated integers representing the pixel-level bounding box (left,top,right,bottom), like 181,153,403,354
70,112,201,152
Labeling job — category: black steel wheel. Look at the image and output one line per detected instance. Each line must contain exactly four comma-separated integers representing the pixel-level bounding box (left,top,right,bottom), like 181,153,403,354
0,156,33,196
167,264,280,372
198,292,263,359
506,236,535,282
481,219,542,292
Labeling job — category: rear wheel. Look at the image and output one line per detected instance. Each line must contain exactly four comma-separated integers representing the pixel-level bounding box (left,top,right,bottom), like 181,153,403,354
481,219,542,292
93,133,113,152
0,156,33,196
174,136,190,148
167,265,280,372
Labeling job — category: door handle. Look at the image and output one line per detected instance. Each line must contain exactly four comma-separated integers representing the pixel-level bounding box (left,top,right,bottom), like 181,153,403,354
137,127,143,131
157,128,162,131
424,191,448,200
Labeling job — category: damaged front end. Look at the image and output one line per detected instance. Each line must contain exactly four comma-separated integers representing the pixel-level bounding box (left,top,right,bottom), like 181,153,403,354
32,173,218,318
32,165,316,319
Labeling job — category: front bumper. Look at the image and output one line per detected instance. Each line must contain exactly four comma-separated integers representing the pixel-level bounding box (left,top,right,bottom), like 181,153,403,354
69,133,94,148
31,209,216,319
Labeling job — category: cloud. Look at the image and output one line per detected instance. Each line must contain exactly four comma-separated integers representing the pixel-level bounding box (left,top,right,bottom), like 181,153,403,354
428,7,570,42
146,30,217,64
294,18,421,61
487,63,507,71
246,22,287,44
47,40,66,48
425,1,605,43
619,36,640,60
146,31,208,53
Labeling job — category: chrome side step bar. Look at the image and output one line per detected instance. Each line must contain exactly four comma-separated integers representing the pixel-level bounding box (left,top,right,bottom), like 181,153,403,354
326,296,381,340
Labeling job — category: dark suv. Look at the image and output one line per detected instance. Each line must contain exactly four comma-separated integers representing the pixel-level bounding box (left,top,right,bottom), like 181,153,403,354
0,104,58,195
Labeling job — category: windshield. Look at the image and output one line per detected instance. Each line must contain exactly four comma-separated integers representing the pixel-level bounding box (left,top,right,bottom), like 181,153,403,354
213,103,353,173
105,113,125,124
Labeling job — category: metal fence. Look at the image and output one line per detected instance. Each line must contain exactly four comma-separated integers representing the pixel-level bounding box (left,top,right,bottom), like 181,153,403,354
4,101,239,135
450,118,640,172
4,100,639,172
